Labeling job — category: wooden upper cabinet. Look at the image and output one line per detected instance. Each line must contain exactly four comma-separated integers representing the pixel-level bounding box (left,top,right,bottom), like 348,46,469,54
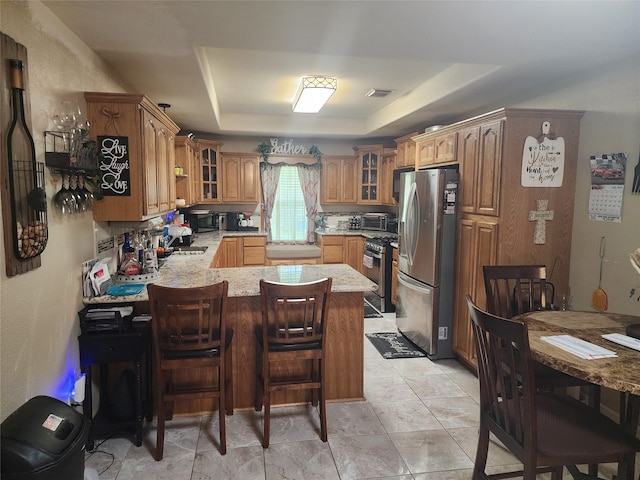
221,153,260,203
156,125,174,213
416,137,435,167
380,151,396,206
200,140,222,204
175,135,200,207
85,92,180,221
394,132,418,168
458,120,503,216
434,132,457,163
357,145,382,204
414,131,457,168
142,110,159,216
476,121,502,216
321,156,358,204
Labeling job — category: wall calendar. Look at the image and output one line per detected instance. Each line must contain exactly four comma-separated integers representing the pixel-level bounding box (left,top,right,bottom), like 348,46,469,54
588,152,626,222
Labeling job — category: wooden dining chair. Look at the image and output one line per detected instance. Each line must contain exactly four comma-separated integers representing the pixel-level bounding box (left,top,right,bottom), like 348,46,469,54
466,295,638,480
255,277,332,448
483,265,601,410
147,282,233,460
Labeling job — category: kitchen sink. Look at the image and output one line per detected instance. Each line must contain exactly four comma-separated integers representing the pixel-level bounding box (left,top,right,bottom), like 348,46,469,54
172,246,208,254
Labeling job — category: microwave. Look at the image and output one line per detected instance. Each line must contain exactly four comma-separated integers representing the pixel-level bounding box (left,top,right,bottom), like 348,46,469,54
361,213,393,231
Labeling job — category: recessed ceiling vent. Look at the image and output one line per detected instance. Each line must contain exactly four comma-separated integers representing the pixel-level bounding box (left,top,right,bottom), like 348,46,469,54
365,89,393,98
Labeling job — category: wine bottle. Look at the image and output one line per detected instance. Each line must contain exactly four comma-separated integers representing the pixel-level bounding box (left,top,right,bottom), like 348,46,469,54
7,59,47,259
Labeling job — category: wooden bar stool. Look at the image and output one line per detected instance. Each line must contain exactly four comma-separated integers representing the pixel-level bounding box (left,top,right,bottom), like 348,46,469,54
254,277,332,448
147,282,233,460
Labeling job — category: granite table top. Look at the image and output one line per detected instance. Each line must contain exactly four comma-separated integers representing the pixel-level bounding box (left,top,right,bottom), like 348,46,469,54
517,310,640,396
84,231,377,304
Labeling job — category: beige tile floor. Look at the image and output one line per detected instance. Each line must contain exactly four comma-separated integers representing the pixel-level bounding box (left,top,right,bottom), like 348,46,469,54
85,312,638,479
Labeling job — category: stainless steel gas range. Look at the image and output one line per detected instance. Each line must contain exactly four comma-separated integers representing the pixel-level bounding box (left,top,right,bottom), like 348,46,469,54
362,235,397,313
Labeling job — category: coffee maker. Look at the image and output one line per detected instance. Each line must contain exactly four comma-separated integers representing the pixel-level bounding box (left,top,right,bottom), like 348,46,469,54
224,212,258,231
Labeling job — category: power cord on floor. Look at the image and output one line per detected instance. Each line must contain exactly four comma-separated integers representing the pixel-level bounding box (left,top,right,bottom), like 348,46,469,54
85,435,116,476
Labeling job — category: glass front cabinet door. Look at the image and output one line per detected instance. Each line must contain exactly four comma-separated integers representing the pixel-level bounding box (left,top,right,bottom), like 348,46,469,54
200,140,222,203
357,145,382,204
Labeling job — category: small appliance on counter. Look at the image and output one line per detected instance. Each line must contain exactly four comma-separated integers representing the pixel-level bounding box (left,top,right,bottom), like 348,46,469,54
225,212,259,232
361,213,394,231
183,209,218,232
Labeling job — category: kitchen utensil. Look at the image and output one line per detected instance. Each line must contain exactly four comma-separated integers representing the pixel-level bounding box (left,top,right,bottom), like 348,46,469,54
632,151,640,194
591,236,608,311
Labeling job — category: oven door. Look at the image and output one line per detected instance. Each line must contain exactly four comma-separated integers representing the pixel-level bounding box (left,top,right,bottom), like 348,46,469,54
363,248,384,296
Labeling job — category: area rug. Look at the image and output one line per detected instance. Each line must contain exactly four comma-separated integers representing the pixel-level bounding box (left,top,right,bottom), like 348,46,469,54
366,332,427,359
364,301,383,319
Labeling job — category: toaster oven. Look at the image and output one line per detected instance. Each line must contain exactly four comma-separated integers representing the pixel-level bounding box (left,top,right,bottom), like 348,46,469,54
361,213,392,231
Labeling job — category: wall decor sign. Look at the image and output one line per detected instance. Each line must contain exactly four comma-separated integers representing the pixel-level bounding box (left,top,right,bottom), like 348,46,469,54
266,138,309,155
98,136,130,196
528,199,554,245
588,152,626,222
521,121,565,187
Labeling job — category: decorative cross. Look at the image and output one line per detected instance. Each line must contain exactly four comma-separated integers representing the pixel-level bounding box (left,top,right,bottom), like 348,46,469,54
528,199,554,244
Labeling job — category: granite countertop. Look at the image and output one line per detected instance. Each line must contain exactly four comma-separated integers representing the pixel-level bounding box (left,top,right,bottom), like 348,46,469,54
315,229,397,239
522,310,640,396
84,230,376,304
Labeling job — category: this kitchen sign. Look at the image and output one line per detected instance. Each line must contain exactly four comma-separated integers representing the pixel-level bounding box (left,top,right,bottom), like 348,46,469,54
98,136,131,196
521,121,565,187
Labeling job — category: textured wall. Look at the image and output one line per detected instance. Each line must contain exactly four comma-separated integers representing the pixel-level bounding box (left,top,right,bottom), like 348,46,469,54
513,62,640,316
0,1,125,420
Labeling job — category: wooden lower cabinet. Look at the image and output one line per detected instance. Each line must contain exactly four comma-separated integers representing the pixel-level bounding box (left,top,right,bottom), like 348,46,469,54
343,236,364,274
242,236,266,266
319,235,344,264
216,237,242,267
167,292,365,413
452,216,498,370
210,236,267,267
266,258,320,266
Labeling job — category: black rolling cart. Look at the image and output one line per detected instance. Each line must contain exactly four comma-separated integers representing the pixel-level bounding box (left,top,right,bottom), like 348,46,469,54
77,307,152,450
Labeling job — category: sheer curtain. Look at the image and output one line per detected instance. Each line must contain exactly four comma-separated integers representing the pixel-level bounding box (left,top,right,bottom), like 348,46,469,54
260,163,282,242
297,164,320,243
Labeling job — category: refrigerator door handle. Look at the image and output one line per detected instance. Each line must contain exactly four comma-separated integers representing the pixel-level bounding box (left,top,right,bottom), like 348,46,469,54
405,181,418,266
398,271,432,294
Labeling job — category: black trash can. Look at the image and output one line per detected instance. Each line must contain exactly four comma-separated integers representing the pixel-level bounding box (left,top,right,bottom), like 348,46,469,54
1,395,89,480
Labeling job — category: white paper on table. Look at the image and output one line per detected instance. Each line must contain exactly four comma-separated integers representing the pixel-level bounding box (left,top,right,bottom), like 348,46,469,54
541,335,617,360
602,333,640,352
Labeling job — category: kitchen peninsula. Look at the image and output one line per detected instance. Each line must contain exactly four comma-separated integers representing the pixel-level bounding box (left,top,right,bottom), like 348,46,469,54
84,232,376,414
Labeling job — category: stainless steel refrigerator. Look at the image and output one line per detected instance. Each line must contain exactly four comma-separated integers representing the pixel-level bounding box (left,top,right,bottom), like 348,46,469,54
396,167,458,359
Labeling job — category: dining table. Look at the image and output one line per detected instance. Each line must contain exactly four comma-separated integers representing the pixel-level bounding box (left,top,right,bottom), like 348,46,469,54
516,309,640,478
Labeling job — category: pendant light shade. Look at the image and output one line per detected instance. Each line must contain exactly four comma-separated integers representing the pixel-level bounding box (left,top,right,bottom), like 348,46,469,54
292,76,337,113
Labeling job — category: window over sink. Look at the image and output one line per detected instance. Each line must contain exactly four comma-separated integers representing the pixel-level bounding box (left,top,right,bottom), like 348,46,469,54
271,166,308,242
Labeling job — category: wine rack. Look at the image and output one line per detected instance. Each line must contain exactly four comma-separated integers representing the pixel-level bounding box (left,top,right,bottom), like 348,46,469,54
7,160,48,259
44,130,99,173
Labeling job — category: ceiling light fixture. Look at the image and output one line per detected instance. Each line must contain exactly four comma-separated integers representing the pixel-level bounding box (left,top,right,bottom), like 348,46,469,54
292,76,337,113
